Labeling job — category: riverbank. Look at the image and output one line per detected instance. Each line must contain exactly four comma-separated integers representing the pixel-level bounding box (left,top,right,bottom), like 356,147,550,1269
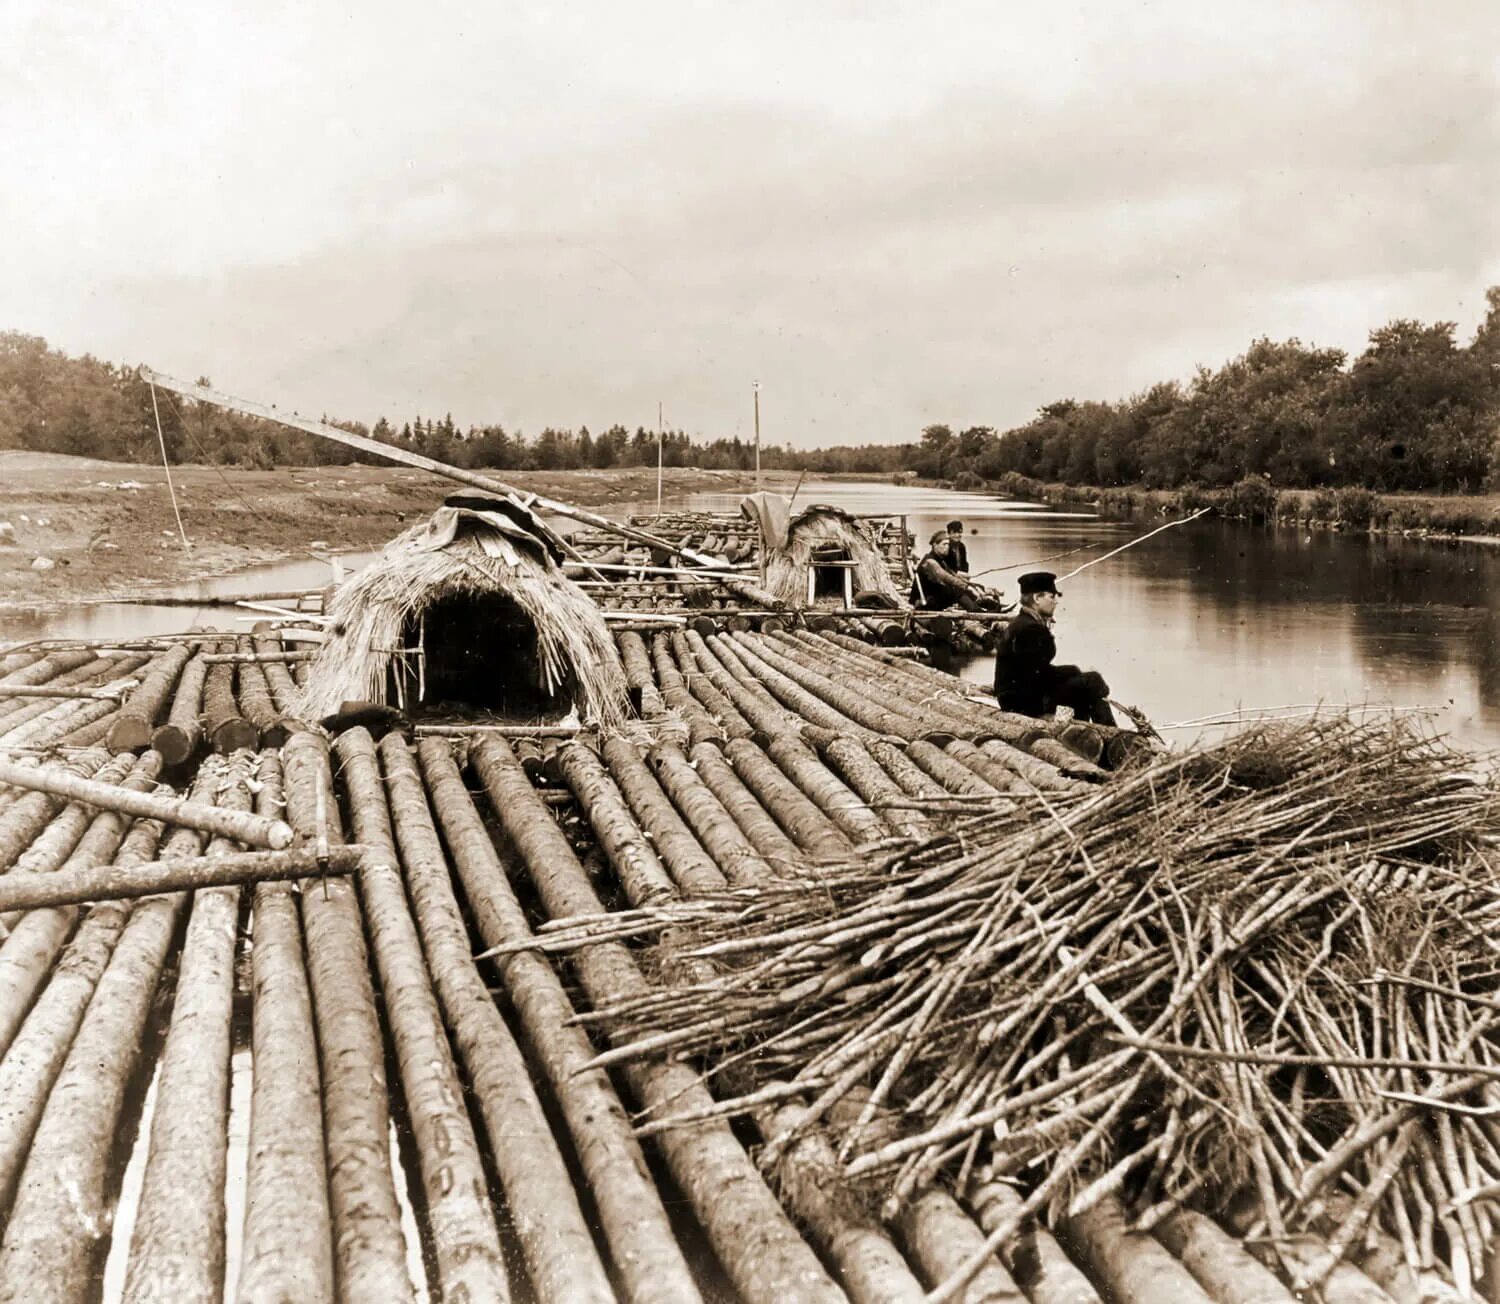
949,469,1500,540
0,455,793,612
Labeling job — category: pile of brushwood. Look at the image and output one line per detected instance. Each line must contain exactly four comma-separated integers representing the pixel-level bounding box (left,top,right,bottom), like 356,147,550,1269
541,713,1500,1294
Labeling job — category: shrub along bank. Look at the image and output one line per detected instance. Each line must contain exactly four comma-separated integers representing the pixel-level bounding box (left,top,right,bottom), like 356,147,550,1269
960,470,1500,540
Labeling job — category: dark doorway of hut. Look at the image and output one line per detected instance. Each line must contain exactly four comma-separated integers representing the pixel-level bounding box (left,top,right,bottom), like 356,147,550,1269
807,544,855,606
393,593,577,723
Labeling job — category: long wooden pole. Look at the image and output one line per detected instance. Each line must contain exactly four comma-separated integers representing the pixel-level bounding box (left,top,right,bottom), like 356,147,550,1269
141,370,724,567
0,756,294,848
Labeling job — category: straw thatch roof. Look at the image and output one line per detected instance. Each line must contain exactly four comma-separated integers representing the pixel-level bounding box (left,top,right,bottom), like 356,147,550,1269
295,495,626,726
762,504,905,609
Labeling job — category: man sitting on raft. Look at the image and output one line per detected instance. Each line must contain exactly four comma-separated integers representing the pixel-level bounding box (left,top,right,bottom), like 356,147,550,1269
993,571,1115,725
911,530,1000,611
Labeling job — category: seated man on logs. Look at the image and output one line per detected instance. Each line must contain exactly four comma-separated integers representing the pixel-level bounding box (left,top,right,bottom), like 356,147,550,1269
993,571,1115,725
910,530,997,611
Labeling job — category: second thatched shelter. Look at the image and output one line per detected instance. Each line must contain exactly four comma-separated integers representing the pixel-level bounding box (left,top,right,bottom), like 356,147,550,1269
296,494,626,726
758,501,906,610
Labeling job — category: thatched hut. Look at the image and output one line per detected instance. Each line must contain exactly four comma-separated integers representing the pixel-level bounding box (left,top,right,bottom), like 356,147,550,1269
296,494,626,726
758,502,906,609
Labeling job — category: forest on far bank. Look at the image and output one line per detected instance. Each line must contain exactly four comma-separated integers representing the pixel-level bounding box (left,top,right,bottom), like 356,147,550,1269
4,285,1498,494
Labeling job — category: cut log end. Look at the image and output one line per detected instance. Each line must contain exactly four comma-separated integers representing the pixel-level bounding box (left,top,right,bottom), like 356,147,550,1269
149,722,200,767
106,716,155,753
211,717,261,755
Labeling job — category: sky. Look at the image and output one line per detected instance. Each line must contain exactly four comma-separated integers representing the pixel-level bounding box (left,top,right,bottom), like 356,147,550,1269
2,1,1498,447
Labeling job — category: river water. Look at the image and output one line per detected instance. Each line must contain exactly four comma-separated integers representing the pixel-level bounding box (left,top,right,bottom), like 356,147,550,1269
7,479,1499,754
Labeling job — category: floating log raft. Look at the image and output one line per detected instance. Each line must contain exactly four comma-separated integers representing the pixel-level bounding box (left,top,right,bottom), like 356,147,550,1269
0,590,1488,1304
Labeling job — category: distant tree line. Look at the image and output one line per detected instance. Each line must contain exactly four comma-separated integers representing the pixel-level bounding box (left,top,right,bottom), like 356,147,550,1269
913,288,1500,494
0,332,911,475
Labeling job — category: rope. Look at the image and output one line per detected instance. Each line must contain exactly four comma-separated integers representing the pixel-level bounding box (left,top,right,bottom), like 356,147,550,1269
149,380,191,550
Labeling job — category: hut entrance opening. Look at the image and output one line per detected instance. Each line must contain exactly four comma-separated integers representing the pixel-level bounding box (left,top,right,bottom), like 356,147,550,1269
807,545,855,605
396,592,573,718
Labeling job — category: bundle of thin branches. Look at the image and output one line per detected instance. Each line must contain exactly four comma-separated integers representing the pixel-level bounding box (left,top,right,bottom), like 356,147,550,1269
541,713,1500,1293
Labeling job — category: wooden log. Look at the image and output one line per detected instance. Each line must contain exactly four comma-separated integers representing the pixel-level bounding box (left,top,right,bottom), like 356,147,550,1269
469,737,845,1304
686,630,795,736
866,738,951,804
0,749,144,936
0,655,149,737
1152,1211,1295,1304
0,814,163,1226
788,631,1044,746
251,631,303,714
668,632,757,741
0,648,96,690
324,735,510,1301
0,651,44,679
55,708,121,750
238,751,336,1304
554,742,680,907
233,659,282,738
2,688,125,753
759,1101,927,1303
0,749,111,877
968,1175,1103,1304
722,736,853,857
280,733,414,1302
404,737,684,1303
0,846,364,920
202,645,259,754
765,734,889,845
1057,1196,1216,1304
904,740,1006,799
107,643,195,751
151,650,208,765
0,756,294,849
713,633,875,737
597,735,729,895
123,754,255,1303
1028,736,1108,781
944,739,1030,796
616,630,666,720
689,739,807,866
0,752,151,1056
649,633,726,748
0,683,132,701
650,741,776,886
978,738,1089,793
800,728,931,842
0,771,215,1300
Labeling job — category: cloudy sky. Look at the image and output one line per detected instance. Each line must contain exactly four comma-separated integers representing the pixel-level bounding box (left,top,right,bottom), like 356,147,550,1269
3,1,1497,446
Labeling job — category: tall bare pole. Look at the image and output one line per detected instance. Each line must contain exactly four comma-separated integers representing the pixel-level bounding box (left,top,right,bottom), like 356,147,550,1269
752,380,761,489
656,400,664,515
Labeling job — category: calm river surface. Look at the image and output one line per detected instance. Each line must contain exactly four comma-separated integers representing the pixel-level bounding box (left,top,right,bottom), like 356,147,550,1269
8,479,1500,754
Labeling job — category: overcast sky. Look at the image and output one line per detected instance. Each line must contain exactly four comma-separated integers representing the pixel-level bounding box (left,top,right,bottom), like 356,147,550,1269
3,1,1498,446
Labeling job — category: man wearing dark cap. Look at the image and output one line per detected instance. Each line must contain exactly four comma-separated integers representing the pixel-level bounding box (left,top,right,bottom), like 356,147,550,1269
992,571,1115,724
945,521,969,574
911,530,978,609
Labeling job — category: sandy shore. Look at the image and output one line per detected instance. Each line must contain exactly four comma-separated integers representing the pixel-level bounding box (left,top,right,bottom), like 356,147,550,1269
0,455,791,611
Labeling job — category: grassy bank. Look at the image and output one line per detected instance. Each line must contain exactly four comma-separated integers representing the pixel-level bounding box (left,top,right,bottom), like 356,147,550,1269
945,470,1500,540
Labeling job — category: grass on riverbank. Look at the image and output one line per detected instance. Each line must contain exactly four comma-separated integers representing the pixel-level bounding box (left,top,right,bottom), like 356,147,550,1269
954,470,1500,538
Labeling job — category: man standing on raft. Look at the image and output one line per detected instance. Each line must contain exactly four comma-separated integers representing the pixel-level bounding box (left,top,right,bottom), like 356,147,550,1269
993,571,1115,725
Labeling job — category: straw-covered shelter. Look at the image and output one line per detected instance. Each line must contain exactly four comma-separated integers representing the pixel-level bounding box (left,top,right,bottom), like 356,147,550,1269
757,500,906,609
296,493,626,726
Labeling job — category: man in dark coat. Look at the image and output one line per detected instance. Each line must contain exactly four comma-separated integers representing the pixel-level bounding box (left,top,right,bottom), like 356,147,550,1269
945,520,969,574
911,531,978,609
992,571,1115,724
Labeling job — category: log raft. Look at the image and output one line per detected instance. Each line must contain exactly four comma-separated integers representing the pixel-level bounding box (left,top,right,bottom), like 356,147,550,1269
0,604,1400,1304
